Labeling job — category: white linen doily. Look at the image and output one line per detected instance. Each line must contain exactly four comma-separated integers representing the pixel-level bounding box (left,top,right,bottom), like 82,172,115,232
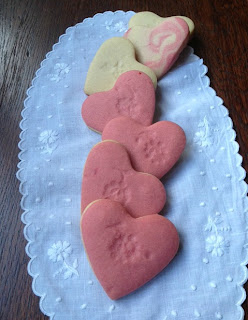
17,10,248,320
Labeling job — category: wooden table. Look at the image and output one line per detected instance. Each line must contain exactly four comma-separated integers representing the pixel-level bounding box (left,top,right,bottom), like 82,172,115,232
1,0,247,319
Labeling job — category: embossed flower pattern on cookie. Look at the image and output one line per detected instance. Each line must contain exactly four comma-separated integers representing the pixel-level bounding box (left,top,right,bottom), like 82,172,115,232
102,172,128,204
38,130,59,154
115,86,138,117
48,241,79,279
108,231,139,263
48,63,71,82
136,131,165,165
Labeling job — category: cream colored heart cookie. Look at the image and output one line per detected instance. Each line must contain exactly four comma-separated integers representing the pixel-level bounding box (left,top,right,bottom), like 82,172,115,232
84,37,157,95
129,11,195,35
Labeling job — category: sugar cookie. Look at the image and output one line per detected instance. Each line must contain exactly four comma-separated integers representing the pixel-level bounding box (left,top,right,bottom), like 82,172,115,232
124,17,190,78
129,11,195,35
81,140,166,217
82,70,155,133
81,199,179,300
102,117,186,179
84,37,157,95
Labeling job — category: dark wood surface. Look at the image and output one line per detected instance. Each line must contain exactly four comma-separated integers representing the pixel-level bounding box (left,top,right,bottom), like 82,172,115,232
0,0,247,319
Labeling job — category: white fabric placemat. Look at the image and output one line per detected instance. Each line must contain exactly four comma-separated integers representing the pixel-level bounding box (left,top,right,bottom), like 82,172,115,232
17,10,248,320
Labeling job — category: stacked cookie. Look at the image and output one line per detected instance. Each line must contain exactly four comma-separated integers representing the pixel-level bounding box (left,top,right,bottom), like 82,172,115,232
80,12,194,300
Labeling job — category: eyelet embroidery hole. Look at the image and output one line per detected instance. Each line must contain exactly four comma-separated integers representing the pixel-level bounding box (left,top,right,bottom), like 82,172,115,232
194,309,201,317
109,305,115,312
215,312,223,319
209,282,217,288
171,310,177,317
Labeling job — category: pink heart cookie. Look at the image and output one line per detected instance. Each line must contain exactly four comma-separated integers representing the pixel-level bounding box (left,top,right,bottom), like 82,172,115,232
124,17,190,78
81,70,155,133
81,140,166,218
81,199,179,300
102,117,186,179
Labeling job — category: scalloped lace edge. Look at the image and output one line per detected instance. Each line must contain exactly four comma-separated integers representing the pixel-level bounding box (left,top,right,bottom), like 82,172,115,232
198,58,248,320
16,10,248,320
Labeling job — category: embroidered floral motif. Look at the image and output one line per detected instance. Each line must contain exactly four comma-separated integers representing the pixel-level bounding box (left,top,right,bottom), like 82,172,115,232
205,235,229,257
48,241,72,262
103,20,127,32
38,130,59,154
112,21,127,32
204,216,222,232
103,20,113,30
194,116,218,147
48,63,71,82
204,215,230,257
48,241,79,279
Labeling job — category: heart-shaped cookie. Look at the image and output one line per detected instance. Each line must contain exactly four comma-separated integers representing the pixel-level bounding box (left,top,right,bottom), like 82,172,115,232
81,140,166,218
124,17,190,78
129,12,195,35
102,117,186,179
84,37,157,95
82,70,155,133
81,199,179,300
